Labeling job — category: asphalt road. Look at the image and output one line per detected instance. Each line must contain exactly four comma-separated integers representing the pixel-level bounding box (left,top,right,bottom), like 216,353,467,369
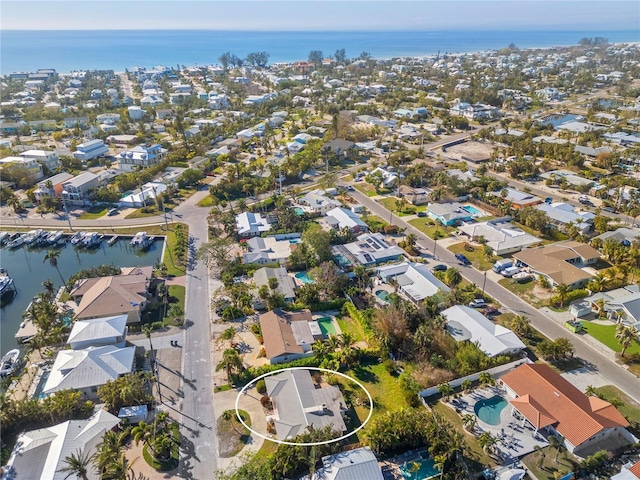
347,187,640,400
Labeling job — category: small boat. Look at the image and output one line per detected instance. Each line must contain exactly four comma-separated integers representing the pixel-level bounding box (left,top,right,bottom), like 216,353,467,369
0,232,9,245
512,272,533,283
7,234,26,249
81,232,103,248
0,349,20,377
0,269,15,295
107,235,119,245
130,231,151,248
47,231,64,245
70,231,87,245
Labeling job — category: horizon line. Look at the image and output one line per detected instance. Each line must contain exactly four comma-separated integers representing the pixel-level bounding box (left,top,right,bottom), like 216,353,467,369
2,27,638,32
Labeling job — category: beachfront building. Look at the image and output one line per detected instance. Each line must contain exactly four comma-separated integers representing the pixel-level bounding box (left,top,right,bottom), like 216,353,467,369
501,363,634,455
115,144,167,172
376,262,450,303
73,139,109,161
442,305,526,357
61,171,100,205
459,218,541,256
513,241,600,289
265,369,347,441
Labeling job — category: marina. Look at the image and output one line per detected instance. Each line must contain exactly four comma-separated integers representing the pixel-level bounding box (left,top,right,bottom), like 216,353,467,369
0,233,162,354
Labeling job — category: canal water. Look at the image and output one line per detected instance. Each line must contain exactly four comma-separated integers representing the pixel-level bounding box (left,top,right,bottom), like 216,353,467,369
0,237,163,355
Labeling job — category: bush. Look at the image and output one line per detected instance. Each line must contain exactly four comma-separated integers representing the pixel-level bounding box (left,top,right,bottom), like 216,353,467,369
256,379,266,394
260,395,272,409
384,225,399,234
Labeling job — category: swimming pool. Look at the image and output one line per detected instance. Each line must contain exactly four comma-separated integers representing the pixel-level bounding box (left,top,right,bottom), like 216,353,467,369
295,272,314,284
33,370,50,399
462,205,483,217
289,238,301,244
294,207,305,215
400,454,440,479
334,254,350,267
375,290,390,302
317,317,337,336
474,395,508,426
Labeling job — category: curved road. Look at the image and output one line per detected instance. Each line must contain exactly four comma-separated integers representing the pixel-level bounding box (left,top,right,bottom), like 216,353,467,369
347,187,640,400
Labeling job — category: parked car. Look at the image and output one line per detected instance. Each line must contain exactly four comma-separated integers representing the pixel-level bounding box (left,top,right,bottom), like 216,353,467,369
417,211,427,217
432,264,447,272
603,206,616,213
107,208,119,216
469,299,485,308
455,253,471,265
482,306,500,316
346,185,355,191
544,197,553,204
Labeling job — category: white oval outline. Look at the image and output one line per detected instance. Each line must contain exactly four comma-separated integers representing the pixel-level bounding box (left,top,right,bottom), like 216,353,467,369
234,366,374,446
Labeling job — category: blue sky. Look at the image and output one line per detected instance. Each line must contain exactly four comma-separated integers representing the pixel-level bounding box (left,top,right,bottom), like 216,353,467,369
3,1,639,31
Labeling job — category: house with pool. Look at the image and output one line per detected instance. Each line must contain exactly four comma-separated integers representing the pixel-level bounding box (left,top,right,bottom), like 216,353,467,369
426,201,473,226
335,232,405,267
252,266,297,306
259,309,320,364
500,363,634,455
376,262,450,304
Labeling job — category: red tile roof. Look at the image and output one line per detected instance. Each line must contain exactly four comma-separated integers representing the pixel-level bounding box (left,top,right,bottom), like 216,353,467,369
502,363,629,447
629,460,640,478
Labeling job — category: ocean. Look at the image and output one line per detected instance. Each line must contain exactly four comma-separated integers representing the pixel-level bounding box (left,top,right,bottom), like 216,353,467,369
1,29,638,74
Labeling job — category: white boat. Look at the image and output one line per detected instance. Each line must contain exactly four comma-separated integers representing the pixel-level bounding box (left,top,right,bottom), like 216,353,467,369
0,268,14,294
22,229,44,245
7,234,26,249
71,231,87,245
130,231,151,247
81,232,103,248
0,349,20,377
0,232,9,245
512,272,533,283
47,231,64,245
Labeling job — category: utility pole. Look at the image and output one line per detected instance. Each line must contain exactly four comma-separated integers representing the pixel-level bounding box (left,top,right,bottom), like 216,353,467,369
61,195,74,231
433,223,439,260
482,270,487,295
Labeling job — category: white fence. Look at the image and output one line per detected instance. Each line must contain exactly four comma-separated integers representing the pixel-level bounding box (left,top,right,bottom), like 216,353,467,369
419,357,532,398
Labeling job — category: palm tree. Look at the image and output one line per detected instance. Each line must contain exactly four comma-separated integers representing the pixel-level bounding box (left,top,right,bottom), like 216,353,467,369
94,430,125,475
461,413,477,433
103,454,137,480
478,372,495,388
215,348,244,383
460,379,473,393
509,314,532,338
142,324,154,354
585,385,597,397
42,279,56,302
405,233,417,248
478,431,498,455
58,449,93,480
616,324,638,357
548,434,565,462
588,272,610,293
443,267,462,287
43,249,66,285
312,340,331,359
554,283,570,308
339,331,356,348
437,383,454,401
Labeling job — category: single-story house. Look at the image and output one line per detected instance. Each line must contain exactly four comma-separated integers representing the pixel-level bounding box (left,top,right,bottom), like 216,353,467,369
259,309,319,364
322,139,356,158
69,266,153,323
3,410,120,480
427,202,472,226
488,188,544,209
67,314,128,350
442,305,526,357
119,182,167,208
399,185,430,205
513,241,600,289
539,170,595,188
310,447,384,480
595,227,640,246
299,189,341,214
501,363,634,454
253,266,297,304
236,212,273,238
44,345,136,397
242,233,300,265
585,285,640,330
537,203,595,234
459,218,541,256
376,262,450,303
338,233,404,267
370,167,398,189
265,369,347,441
324,207,368,234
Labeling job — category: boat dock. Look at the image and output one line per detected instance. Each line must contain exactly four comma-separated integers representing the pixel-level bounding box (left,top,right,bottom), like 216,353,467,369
108,235,119,245
15,318,37,343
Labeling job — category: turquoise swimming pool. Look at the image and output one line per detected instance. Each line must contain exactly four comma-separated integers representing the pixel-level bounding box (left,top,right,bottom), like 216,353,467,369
295,272,314,284
375,290,390,301
33,370,50,399
294,207,305,215
462,205,483,217
474,395,508,425
400,454,439,479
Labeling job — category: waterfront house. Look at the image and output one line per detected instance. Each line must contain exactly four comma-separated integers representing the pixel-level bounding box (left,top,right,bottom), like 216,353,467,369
442,305,526,357
236,212,273,238
33,172,74,202
426,202,472,226
44,345,136,397
310,447,384,480
253,267,297,305
501,363,633,455
242,234,300,265
119,181,167,208
67,314,128,350
265,369,347,441
323,207,368,234
3,410,119,480
73,139,109,161
513,241,600,289
259,309,317,364
459,218,541,256
69,267,153,324
61,171,100,205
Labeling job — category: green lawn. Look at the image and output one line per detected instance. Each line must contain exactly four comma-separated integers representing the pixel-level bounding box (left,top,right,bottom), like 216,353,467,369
337,317,365,343
497,278,549,308
354,182,379,197
407,218,455,240
522,446,578,480
197,195,214,207
364,215,389,233
594,385,640,426
432,401,495,473
162,227,188,277
125,207,163,219
377,197,426,217
584,322,640,355
447,242,497,271
164,285,185,326
77,207,107,219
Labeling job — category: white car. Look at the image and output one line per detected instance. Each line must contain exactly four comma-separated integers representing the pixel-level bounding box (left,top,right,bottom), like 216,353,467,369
469,299,485,308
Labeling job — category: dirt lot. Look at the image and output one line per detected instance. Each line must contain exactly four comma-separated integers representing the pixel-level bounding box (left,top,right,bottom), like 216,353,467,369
443,140,494,163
